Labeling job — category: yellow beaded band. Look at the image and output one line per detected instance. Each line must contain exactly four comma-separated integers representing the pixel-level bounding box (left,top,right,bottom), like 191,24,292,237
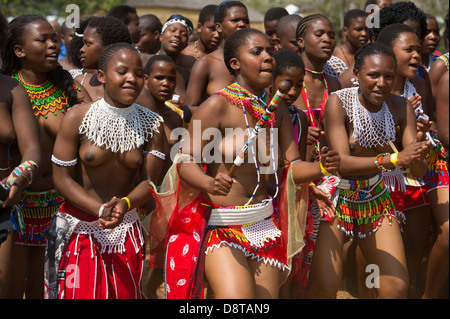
390,153,398,167
320,162,331,176
122,197,131,210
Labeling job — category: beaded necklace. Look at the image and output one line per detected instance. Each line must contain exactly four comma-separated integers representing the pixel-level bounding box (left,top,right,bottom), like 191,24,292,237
338,45,351,66
302,68,329,124
13,72,70,119
302,68,329,156
217,82,275,127
194,40,200,59
240,100,279,206
217,82,278,206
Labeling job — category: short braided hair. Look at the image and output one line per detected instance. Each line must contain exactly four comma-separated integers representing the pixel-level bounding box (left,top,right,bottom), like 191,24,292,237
296,14,330,40
354,42,397,71
98,42,140,72
273,49,305,79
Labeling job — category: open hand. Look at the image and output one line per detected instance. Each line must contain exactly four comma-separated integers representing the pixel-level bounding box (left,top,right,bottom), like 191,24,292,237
310,184,335,219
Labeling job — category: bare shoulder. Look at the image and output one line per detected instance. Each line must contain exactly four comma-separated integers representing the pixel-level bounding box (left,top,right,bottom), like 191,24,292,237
194,94,228,118
326,91,344,109
0,74,23,94
327,75,342,92
410,76,428,95
338,65,355,89
65,101,93,123
385,93,409,117
438,71,449,86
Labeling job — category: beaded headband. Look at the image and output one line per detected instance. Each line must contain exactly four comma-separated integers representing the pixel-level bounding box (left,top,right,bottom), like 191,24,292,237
162,17,193,36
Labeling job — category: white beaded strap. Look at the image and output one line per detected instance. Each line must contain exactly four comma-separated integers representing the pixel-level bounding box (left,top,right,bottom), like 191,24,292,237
144,150,166,160
51,155,78,167
98,205,105,218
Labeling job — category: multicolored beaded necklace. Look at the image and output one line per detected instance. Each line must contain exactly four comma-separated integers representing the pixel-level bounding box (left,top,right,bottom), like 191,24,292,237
12,72,70,119
302,68,329,126
302,68,329,156
217,82,275,127
217,82,279,206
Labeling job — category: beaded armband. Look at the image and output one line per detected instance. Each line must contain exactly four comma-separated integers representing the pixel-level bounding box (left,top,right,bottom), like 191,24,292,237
143,150,166,160
51,155,78,167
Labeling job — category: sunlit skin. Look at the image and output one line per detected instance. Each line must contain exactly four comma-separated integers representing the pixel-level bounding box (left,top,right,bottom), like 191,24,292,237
298,17,336,63
179,30,340,299
230,34,275,95
97,50,145,108
355,55,396,111
6,18,90,300
50,48,165,299
307,52,430,299
297,17,341,162
160,22,189,58
389,30,431,120
15,20,60,76
53,48,164,227
184,6,250,107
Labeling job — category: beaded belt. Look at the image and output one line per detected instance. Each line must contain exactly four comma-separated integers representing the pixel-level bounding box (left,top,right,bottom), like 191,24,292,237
208,200,273,226
337,174,381,190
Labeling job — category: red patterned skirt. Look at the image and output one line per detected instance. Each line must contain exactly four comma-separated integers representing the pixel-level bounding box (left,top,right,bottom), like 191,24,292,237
54,202,146,299
205,200,288,270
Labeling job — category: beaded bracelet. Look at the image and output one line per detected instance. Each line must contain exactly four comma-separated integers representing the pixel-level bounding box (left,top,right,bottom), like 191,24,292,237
320,162,331,176
6,160,38,187
390,153,399,167
375,153,390,171
122,197,131,210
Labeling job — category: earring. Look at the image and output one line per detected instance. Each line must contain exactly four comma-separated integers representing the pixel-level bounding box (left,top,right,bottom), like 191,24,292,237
351,77,359,86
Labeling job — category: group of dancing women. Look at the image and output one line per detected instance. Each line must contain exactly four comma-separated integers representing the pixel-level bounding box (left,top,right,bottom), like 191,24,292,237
0,0,448,299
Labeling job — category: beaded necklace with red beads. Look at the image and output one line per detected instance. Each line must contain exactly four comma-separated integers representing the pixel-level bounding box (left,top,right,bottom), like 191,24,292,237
217,82,275,127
